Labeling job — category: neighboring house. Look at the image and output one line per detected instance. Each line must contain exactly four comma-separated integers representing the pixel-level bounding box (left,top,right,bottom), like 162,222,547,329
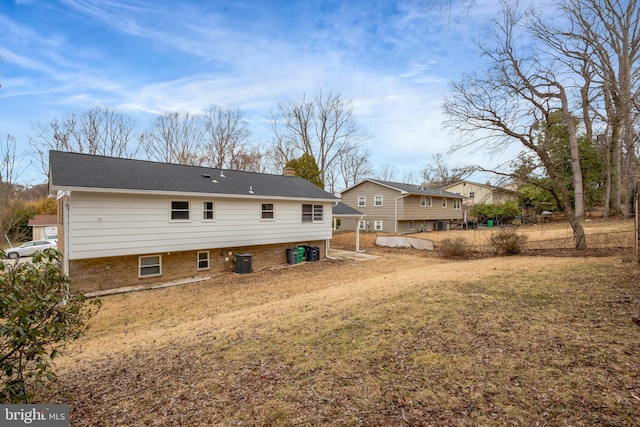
48,151,338,293
27,215,57,240
338,179,464,233
442,180,517,208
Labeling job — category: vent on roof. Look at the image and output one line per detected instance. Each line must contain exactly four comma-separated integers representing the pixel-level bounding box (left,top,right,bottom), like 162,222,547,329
202,173,211,178
220,171,225,178
249,185,254,194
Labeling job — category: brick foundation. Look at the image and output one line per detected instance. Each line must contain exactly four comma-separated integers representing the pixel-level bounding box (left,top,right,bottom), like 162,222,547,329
68,240,326,293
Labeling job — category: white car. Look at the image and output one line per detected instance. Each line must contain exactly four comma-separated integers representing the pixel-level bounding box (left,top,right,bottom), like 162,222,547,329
5,240,58,259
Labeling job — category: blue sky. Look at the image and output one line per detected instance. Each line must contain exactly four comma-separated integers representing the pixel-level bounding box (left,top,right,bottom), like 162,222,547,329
0,0,506,185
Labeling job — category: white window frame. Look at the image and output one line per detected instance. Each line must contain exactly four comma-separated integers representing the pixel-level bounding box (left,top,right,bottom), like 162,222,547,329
374,195,383,207
420,196,427,207
197,251,210,270
203,201,215,221
453,199,461,210
358,220,366,230
171,201,190,221
374,220,383,231
442,198,448,208
427,197,433,207
302,204,324,223
139,255,162,278
313,204,323,222
261,203,275,220
358,196,366,207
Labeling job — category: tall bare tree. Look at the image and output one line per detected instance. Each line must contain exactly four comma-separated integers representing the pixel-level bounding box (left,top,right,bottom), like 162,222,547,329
201,104,251,169
528,0,640,218
376,164,397,181
444,3,587,248
30,107,137,176
421,153,475,187
270,92,370,190
141,112,204,165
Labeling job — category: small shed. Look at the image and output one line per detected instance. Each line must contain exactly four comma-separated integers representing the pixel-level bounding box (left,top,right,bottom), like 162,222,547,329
28,215,58,240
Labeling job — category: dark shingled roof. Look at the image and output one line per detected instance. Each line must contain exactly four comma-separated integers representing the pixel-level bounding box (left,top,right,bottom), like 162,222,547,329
49,151,338,201
332,202,363,217
365,178,463,198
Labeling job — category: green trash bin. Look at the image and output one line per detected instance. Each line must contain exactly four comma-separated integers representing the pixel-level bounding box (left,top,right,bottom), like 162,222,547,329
296,245,306,262
487,220,494,228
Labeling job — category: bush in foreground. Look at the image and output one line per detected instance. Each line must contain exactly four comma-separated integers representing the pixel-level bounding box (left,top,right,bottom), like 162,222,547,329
0,249,101,403
490,228,529,255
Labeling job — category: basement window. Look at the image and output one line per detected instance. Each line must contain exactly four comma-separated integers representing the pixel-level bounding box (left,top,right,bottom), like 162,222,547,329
139,255,162,278
197,251,210,270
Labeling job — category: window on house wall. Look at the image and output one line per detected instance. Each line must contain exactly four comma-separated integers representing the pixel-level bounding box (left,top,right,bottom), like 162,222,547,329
261,203,274,219
420,196,427,207
302,204,324,223
302,204,313,223
171,201,190,220
442,198,448,208
359,220,366,230
358,196,366,207
374,220,383,231
374,195,383,206
203,201,214,220
139,255,161,277
428,197,433,207
453,199,461,210
197,251,210,270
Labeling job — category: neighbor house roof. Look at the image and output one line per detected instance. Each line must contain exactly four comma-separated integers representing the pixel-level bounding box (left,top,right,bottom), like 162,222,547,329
332,202,364,217
340,178,463,199
48,151,338,201
27,214,57,226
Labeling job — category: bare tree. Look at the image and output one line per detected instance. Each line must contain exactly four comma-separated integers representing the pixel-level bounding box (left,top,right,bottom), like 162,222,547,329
201,104,251,169
270,92,370,188
230,145,265,173
421,153,475,187
141,112,204,165
0,135,24,193
444,3,587,248
376,164,397,181
30,107,138,177
528,0,640,218
335,146,372,192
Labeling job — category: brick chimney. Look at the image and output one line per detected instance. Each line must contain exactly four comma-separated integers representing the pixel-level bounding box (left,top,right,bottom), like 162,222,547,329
283,167,296,177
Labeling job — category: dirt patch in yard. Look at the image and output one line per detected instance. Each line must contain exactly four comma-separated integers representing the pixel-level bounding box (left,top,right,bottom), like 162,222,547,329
39,220,640,426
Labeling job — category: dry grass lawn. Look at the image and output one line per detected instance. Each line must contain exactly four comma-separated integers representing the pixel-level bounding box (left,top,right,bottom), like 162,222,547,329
41,220,640,426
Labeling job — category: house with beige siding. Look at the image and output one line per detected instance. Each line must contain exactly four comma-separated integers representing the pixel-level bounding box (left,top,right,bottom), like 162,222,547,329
48,151,338,293
442,180,517,207
338,179,464,233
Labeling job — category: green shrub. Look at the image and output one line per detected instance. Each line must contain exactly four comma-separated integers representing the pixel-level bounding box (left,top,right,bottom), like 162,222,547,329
439,237,470,259
490,228,529,255
0,249,101,402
